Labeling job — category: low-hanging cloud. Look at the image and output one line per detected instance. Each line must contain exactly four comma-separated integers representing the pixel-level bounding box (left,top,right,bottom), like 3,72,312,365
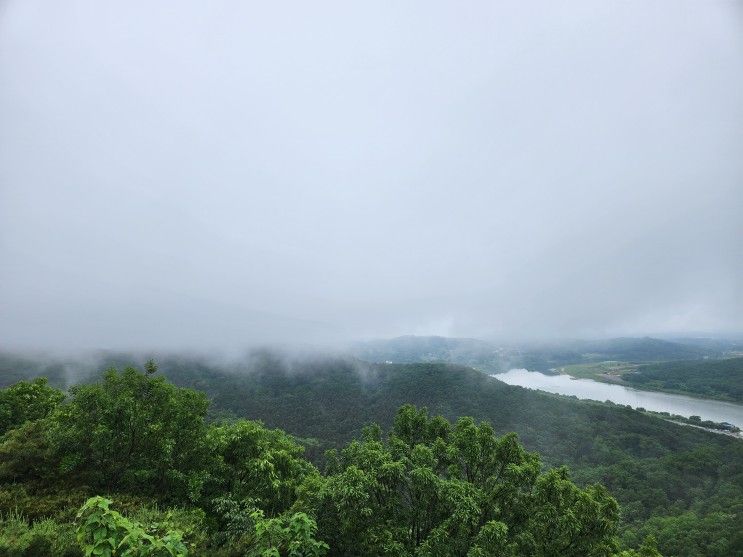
1,0,741,351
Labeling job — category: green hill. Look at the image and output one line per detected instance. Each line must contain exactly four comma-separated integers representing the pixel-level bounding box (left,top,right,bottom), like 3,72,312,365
1,351,742,555
1,360,663,556
145,354,743,555
624,357,743,402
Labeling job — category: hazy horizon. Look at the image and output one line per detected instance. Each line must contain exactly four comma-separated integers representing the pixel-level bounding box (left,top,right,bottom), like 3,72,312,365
2,1,742,351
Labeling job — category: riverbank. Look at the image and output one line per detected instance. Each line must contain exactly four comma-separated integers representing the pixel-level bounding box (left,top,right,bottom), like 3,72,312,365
556,360,742,403
663,419,743,440
492,368,743,428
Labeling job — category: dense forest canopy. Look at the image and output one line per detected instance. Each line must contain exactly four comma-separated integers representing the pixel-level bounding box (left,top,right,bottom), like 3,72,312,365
156,355,743,556
0,363,672,556
1,353,742,555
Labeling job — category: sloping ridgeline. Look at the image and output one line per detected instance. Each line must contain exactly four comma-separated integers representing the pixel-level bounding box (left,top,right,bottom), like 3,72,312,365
150,353,743,556
349,335,731,373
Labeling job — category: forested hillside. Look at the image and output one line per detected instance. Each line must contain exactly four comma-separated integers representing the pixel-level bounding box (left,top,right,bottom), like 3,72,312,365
624,358,743,402
0,364,663,556
2,353,742,555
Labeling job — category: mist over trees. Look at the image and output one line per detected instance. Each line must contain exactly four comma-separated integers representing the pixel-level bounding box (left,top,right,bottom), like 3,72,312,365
0,363,662,556
1,355,741,555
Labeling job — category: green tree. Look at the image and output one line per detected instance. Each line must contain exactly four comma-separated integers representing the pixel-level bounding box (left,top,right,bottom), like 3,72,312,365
247,509,328,557
312,405,620,556
50,366,211,502
0,377,64,435
207,419,318,515
0,418,55,483
209,497,328,555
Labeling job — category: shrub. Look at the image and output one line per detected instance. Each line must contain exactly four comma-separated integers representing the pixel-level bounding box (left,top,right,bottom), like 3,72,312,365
76,496,187,557
0,514,80,557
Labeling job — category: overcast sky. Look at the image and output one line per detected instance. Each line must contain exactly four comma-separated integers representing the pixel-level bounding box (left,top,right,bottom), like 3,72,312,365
1,1,742,351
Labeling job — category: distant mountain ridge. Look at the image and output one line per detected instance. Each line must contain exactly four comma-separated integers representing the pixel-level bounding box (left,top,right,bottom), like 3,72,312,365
350,335,731,372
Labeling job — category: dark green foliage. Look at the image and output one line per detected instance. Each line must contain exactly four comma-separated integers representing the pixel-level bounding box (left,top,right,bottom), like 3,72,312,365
150,356,742,557
0,378,64,435
206,497,328,556
630,512,743,557
50,367,211,501
206,420,318,515
0,363,650,556
0,515,81,557
313,405,618,556
3,355,741,555
625,357,743,402
615,535,663,557
0,419,57,484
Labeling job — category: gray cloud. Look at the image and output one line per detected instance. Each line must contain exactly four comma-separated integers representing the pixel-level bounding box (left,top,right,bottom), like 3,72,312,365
1,0,742,351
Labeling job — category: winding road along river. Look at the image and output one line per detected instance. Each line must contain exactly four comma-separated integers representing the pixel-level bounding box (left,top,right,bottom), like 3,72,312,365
492,368,743,428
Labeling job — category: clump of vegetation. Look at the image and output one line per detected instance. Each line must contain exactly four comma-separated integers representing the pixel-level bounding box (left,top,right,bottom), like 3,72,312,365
0,511,80,556
0,377,64,435
76,496,187,557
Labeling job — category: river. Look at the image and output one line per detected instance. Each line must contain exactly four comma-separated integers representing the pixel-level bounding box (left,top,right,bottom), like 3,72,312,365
491,368,743,428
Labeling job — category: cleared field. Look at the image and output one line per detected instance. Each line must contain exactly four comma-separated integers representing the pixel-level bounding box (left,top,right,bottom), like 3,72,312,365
558,361,639,382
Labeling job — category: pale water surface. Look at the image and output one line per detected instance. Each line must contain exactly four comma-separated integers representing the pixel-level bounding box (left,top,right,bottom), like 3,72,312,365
492,368,743,428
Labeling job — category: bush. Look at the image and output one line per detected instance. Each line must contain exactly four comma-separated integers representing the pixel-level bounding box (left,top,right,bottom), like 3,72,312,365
75,496,187,557
0,514,80,557
0,485,90,523
0,378,64,436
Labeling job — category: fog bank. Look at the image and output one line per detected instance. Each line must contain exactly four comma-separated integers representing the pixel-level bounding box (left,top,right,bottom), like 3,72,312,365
1,1,741,350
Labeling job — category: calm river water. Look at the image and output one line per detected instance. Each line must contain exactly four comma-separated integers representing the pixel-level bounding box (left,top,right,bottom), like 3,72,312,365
492,368,743,428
